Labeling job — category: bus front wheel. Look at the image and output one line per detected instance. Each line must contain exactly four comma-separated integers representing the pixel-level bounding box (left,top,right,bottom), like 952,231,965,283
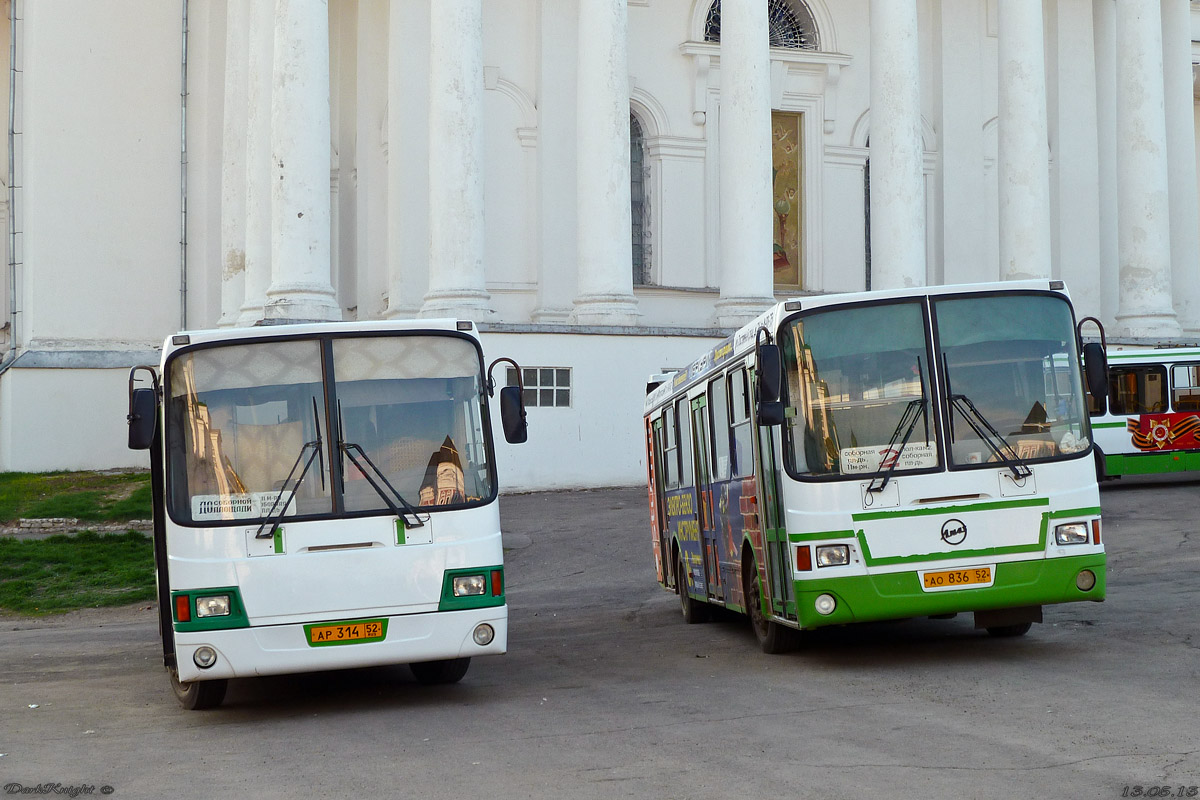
743,555,798,654
986,622,1033,638
168,668,228,710
410,657,471,685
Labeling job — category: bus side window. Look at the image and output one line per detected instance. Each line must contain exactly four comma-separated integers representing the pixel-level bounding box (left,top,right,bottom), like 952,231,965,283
1110,366,1168,414
663,408,678,488
676,397,694,488
729,368,754,478
1171,364,1200,412
709,376,732,481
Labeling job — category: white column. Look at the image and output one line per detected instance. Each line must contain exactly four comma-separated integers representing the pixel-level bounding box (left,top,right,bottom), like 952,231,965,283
868,0,925,289
264,0,340,323
998,0,1052,281
937,1,987,285
1114,0,1181,338
237,0,275,326
715,0,775,326
1093,0,1119,325
572,0,639,325
384,0,429,319
532,0,577,323
422,0,491,319
1047,0,1102,316
218,0,249,327
1162,0,1200,336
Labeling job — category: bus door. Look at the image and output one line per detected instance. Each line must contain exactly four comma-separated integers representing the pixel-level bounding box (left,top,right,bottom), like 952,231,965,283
691,395,721,602
648,416,669,583
665,397,705,596
756,419,793,619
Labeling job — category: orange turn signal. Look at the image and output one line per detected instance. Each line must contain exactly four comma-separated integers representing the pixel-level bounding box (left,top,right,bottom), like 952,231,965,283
796,545,812,572
174,594,191,623
1091,519,1102,545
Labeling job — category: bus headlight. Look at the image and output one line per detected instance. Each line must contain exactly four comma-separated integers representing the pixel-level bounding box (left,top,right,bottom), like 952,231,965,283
1076,570,1097,592
452,575,487,597
815,545,850,567
195,595,232,618
815,594,837,615
1054,523,1089,546
472,624,495,646
193,646,218,669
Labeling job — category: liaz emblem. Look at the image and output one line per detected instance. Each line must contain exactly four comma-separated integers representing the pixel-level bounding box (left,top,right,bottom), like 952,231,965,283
940,518,967,546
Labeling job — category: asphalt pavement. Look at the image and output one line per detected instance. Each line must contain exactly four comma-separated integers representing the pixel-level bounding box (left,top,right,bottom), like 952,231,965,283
1,479,1198,800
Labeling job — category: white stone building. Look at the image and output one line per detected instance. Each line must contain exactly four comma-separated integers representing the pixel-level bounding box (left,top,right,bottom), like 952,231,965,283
0,0,1198,491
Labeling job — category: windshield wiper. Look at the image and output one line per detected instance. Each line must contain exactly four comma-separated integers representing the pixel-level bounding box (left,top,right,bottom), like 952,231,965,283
337,401,426,528
949,393,1032,480
255,398,326,539
867,398,927,493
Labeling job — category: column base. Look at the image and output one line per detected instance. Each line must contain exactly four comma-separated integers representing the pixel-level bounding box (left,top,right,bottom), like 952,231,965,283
531,307,573,324
714,295,775,329
419,288,494,321
570,293,641,326
263,285,342,323
1113,311,1183,339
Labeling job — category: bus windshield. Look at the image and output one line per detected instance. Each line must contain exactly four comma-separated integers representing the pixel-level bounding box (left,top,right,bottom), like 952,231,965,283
333,336,494,513
933,293,1090,468
165,333,495,525
780,300,939,479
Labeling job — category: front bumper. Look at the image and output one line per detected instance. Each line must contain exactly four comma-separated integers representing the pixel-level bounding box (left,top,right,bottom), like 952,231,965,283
174,605,507,682
792,554,1105,629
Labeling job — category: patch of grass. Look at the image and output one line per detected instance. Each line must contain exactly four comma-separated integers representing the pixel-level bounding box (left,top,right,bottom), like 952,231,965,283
0,530,155,615
0,470,151,523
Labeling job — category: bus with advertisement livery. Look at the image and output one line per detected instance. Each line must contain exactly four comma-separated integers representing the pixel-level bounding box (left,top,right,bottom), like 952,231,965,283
1089,346,1200,478
643,281,1109,651
127,319,527,708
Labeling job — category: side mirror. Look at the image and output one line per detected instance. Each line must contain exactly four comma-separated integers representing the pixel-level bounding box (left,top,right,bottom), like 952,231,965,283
499,385,528,444
128,387,158,450
756,343,782,404
1082,342,1108,405
757,400,785,427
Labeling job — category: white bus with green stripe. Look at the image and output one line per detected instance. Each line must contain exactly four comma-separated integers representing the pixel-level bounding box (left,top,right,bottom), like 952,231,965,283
127,320,528,708
644,281,1108,652
1088,346,1200,478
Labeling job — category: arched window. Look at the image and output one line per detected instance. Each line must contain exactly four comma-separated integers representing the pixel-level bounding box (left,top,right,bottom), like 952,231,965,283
631,112,651,285
703,0,820,50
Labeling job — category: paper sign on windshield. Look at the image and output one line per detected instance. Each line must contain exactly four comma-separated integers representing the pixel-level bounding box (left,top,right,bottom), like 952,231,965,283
192,491,296,521
840,443,937,474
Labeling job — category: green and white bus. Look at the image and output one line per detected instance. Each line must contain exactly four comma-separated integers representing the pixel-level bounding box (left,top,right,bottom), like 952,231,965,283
644,281,1108,651
128,319,527,708
1089,346,1200,478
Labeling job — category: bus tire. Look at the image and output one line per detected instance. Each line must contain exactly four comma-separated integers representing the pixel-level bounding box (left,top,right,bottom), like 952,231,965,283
985,622,1032,638
743,555,798,654
676,552,710,624
410,657,471,685
169,668,227,710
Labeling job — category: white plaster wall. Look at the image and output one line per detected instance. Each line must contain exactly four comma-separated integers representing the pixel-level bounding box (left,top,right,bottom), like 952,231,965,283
481,331,722,490
22,1,181,348
3,0,1197,483
0,368,147,472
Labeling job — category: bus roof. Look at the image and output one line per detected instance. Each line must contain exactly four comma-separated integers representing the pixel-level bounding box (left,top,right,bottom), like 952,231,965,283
160,318,479,362
1105,345,1200,361
643,279,1069,415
